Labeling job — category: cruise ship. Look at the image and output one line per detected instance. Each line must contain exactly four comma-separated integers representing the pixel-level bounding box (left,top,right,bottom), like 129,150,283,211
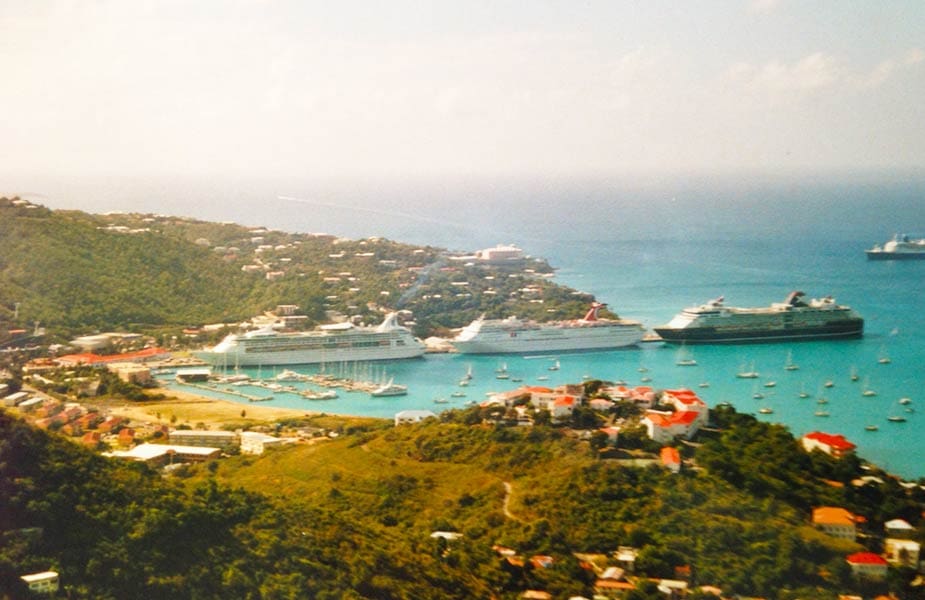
654,292,863,344
194,313,425,366
450,303,645,354
866,233,925,260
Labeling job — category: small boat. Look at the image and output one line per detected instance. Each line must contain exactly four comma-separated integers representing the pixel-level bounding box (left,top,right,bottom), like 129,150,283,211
814,410,830,417
433,398,450,404
638,365,649,373
698,382,710,388
878,347,892,364
511,377,523,382
736,362,759,379
817,397,829,404
458,378,470,387
865,425,879,431
450,391,466,398
759,407,773,414
496,362,509,379
784,351,799,371
824,380,834,388
370,378,408,397
899,397,912,405
640,376,652,383
537,375,549,381
887,415,907,423
753,392,765,400
763,381,776,388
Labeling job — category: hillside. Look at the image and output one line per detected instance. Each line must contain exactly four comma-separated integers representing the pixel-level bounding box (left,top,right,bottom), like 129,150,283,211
0,197,597,341
4,403,923,599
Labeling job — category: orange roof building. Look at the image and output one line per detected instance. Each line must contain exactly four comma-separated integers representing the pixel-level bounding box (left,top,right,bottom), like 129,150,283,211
813,507,858,540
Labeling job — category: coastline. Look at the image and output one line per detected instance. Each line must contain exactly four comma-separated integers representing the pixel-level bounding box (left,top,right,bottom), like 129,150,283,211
108,388,383,431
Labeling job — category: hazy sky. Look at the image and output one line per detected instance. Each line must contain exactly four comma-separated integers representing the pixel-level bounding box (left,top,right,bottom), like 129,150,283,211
2,1,924,180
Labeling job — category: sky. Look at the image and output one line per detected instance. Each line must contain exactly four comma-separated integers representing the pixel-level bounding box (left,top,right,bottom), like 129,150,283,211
2,1,925,182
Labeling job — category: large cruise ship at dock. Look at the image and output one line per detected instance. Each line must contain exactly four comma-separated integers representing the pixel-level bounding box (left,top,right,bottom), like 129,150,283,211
450,303,645,354
194,313,425,366
866,233,925,260
654,292,863,344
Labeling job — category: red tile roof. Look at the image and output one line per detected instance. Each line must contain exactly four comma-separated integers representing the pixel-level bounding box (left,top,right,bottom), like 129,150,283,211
805,431,856,452
846,552,887,565
661,446,681,465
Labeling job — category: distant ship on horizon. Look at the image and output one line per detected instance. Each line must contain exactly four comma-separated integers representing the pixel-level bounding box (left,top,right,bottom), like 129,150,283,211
866,233,925,260
450,303,645,354
654,292,864,344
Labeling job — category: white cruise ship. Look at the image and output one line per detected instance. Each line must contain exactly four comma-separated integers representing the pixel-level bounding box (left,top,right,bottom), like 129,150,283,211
194,313,425,366
866,233,925,260
450,303,645,354
654,292,863,344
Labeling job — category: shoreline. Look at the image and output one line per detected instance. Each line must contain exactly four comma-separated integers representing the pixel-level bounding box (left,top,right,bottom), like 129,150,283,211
107,388,383,430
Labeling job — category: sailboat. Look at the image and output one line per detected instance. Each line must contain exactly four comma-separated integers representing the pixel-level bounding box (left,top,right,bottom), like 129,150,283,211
675,343,697,367
548,359,560,371
784,350,799,371
861,377,877,397
798,383,810,399
752,383,765,400
495,363,509,380
850,365,859,382
736,362,759,378
878,346,892,364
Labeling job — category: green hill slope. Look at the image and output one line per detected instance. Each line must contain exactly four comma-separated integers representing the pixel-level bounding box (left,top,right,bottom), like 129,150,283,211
0,197,597,341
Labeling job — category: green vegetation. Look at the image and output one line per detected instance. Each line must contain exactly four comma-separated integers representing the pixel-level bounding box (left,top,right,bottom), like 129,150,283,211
3,405,923,599
0,197,602,342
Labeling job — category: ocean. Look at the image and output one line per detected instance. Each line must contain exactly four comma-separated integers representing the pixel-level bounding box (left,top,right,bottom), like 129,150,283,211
21,171,925,479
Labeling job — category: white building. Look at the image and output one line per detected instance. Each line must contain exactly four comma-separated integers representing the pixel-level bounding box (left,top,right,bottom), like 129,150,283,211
394,410,437,426
884,538,921,569
476,244,524,263
240,431,284,455
20,571,59,594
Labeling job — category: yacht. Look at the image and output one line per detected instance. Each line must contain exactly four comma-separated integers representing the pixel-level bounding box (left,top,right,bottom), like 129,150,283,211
370,378,409,397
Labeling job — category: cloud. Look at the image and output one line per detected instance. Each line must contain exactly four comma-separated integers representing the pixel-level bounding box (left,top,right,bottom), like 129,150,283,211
726,52,841,98
749,0,784,15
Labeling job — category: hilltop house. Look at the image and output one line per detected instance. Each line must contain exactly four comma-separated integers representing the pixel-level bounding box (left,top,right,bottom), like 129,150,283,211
802,431,856,458
846,552,888,579
643,389,708,443
812,507,859,540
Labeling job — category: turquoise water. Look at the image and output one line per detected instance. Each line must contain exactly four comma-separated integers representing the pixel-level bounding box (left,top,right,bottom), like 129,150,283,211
30,173,925,478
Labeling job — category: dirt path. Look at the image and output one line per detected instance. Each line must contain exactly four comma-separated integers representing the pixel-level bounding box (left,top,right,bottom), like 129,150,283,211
502,481,525,522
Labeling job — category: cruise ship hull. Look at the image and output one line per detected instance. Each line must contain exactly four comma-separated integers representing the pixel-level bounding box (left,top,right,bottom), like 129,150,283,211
194,313,425,366
653,322,863,344
866,250,925,260
194,344,424,366
451,327,645,354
